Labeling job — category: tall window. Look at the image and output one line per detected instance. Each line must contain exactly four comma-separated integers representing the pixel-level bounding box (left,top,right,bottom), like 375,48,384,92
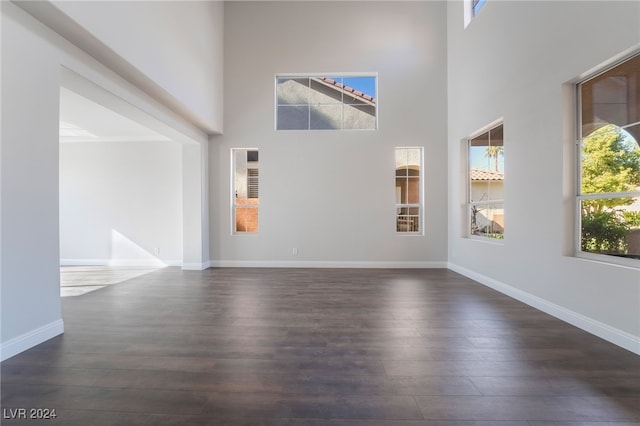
468,123,504,240
395,147,423,234
232,149,259,234
578,53,640,262
276,75,377,130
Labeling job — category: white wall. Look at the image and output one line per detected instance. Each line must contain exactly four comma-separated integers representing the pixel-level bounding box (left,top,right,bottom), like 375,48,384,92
210,1,448,267
60,141,183,266
1,1,210,360
1,1,63,361
47,0,224,134
447,1,640,352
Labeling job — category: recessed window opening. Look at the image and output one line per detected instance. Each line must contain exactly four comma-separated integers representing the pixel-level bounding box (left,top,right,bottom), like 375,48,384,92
395,147,423,234
577,53,640,264
468,122,504,240
232,149,259,234
276,75,377,130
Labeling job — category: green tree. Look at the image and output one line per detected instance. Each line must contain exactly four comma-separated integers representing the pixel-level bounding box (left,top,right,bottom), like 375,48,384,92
484,145,504,172
581,124,640,254
581,125,640,212
581,210,630,254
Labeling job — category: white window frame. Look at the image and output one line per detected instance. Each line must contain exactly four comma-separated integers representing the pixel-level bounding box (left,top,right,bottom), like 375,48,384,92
575,52,640,268
395,147,424,235
466,120,505,242
231,148,259,235
275,73,378,131
464,0,486,27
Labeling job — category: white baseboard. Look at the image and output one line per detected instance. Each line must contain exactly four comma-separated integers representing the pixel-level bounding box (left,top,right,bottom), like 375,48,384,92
210,260,448,269
0,319,64,362
60,258,109,266
448,262,640,355
182,260,212,271
108,259,174,267
60,258,181,267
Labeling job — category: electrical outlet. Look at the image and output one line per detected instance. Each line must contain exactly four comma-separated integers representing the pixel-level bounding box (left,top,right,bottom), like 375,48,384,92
153,247,160,255
292,248,299,256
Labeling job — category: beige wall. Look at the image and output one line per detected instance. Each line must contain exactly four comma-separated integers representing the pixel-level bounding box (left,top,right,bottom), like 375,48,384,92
211,1,448,266
447,0,640,352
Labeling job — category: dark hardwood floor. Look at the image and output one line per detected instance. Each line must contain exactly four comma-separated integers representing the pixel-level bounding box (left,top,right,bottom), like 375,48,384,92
2,267,639,425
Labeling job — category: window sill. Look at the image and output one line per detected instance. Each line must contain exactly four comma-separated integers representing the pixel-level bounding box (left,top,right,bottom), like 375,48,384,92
574,251,640,270
467,235,505,245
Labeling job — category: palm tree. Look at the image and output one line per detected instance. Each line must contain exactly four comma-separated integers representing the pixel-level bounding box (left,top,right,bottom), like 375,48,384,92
484,145,504,172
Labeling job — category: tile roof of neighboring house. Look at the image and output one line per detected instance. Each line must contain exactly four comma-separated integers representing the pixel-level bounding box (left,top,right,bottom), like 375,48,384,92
315,77,376,105
470,168,504,181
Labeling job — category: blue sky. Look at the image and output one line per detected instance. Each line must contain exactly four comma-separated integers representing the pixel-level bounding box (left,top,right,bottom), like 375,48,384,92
473,0,487,15
335,76,377,99
470,146,504,172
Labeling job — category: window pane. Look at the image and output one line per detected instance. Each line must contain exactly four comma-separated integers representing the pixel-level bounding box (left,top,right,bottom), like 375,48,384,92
233,149,259,234
310,105,342,129
406,177,420,204
396,177,409,204
277,106,309,130
469,125,504,174
580,197,640,258
247,169,259,198
467,123,504,239
233,150,247,199
397,207,420,233
468,120,505,243
310,78,342,104
473,0,486,16
399,148,421,167
277,78,309,105
235,204,259,233
581,124,640,195
474,181,502,202
470,202,504,238
395,147,422,234
489,124,503,147
581,54,640,133
343,76,376,101
343,105,376,130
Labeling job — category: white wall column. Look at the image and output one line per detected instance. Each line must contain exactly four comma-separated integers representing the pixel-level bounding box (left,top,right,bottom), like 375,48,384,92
182,142,210,270
1,2,64,361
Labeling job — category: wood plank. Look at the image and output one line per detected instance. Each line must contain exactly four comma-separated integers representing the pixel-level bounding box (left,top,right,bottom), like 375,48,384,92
2,267,639,424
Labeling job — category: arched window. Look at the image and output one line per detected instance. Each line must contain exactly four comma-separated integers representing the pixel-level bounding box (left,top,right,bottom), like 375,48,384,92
578,53,640,262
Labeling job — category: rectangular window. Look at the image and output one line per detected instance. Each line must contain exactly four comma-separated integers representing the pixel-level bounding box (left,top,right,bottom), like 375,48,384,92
395,147,423,234
276,75,377,130
232,149,259,234
468,122,504,240
577,53,640,264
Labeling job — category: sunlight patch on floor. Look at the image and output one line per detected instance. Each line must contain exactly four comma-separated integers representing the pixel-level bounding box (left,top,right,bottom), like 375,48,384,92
60,266,163,297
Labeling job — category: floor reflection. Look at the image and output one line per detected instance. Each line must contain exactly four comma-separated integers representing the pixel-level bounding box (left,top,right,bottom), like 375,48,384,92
60,266,163,297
